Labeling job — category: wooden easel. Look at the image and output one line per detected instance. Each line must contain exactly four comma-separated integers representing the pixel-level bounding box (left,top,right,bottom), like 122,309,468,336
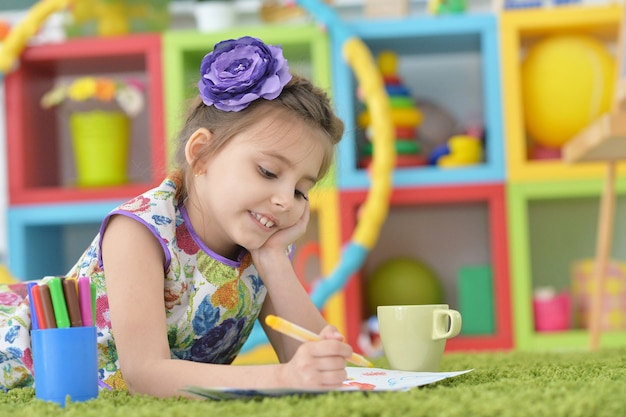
562,6,626,350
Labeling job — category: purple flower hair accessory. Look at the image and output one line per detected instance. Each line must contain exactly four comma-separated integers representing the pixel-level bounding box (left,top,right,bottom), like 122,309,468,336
197,36,292,112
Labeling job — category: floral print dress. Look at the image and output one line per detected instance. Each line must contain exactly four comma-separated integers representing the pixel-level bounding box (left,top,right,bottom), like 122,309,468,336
0,178,267,391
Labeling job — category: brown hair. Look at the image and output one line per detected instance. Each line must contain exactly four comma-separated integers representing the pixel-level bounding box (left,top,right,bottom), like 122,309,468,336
172,74,344,201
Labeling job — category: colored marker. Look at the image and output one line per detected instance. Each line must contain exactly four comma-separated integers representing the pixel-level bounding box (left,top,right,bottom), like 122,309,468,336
37,284,57,329
30,283,46,330
90,282,96,325
78,277,93,326
62,278,82,327
48,277,70,328
265,314,373,368
26,282,40,330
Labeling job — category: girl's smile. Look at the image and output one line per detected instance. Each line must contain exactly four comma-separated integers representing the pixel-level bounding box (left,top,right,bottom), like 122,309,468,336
251,211,278,230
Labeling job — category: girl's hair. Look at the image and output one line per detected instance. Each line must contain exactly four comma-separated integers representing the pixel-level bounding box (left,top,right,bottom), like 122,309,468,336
172,73,344,201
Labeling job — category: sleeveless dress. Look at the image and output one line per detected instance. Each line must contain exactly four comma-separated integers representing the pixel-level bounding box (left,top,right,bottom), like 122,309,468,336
0,177,267,391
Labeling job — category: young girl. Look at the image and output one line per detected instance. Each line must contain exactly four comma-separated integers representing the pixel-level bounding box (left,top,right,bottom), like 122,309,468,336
0,36,349,396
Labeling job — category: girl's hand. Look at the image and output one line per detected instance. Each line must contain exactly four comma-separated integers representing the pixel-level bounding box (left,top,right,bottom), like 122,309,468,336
280,325,351,389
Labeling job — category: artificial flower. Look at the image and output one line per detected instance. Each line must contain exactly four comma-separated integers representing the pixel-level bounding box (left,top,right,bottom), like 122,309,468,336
41,76,145,117
197,36,292,112
68,77,97,102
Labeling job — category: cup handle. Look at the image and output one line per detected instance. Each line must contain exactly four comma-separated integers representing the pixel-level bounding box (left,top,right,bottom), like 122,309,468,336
432,309,462,340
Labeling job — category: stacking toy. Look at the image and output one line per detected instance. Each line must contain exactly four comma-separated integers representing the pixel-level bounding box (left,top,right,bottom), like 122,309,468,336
357,50,425,169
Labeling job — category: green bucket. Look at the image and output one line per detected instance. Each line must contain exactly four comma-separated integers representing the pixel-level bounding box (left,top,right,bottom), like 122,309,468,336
70,111,130,187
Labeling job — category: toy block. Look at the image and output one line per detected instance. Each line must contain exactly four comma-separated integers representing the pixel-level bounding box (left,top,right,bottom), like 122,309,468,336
364,0,409,18
458,264,495,335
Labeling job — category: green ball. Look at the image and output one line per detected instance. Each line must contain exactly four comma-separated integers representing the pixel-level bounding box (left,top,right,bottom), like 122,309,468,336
366,257,443,315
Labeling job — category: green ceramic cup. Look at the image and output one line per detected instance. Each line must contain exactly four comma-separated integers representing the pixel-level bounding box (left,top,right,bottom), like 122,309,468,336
377,304,462,372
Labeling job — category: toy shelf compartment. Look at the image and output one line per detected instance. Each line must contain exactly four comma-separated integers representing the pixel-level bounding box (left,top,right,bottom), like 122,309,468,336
507,179,626,350
4,34,166,205
338,183,512,352
332,14,504,189
7,200,124,281
501,4,626,182
162,25,332,171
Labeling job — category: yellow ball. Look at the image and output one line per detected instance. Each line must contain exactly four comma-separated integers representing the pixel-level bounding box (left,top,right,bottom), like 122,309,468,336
521,35,615,148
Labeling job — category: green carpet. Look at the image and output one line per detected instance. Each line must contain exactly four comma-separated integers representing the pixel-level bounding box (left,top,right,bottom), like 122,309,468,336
1,347,625,417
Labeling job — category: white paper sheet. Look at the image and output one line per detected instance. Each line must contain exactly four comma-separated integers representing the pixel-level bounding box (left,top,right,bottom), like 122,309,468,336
183,368,472,400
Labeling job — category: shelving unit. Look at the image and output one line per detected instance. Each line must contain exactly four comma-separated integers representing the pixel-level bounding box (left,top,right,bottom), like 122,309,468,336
338,184,512,351
4,33,166,280
501,4,626,350
332,13,504,189
508,178,626,350
7,200,123,281
4,34,166,205
500,4,626,182
327,13,510,353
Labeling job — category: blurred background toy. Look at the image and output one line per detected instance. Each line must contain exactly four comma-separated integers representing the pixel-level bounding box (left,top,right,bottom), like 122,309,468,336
413,97,463,157
572,259,626,332
364,0,409,19
357,315,384,359
0,264,18,284
358,50,425,169
365,256,444,316
435,134,483,167
293,241,322,294
0,20,11,42
65,0,171,38
522,34,615,159
0,0,74,74
428,0,467,15
532,286,570,332
260,0,309,23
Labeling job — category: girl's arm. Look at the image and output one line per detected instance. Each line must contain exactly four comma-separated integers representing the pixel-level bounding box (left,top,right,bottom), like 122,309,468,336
102,215,350,397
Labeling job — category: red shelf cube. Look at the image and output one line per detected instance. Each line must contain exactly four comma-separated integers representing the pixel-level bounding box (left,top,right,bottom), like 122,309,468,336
339,183,513,352
5,33,166,205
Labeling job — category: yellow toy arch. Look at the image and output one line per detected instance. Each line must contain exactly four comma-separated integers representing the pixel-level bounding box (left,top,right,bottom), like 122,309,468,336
0,0,73,75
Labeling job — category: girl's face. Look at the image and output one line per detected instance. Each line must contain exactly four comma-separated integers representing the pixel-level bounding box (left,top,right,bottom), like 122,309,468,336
186,113,328,259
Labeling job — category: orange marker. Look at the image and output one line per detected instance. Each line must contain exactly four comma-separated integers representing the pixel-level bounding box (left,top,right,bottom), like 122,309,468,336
30,284,47,330
265,314,373,368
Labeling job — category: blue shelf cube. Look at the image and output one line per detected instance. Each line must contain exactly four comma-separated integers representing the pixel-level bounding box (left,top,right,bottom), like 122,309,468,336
8,201,123,281
332,14,505,189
